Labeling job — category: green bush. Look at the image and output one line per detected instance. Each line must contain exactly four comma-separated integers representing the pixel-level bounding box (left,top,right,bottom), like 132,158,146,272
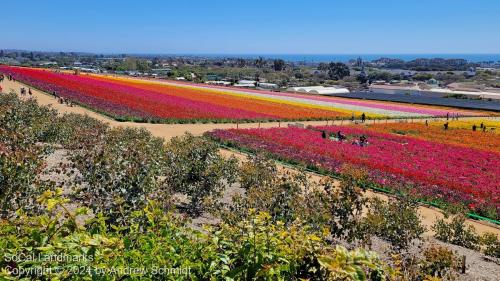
0,92,59,144
480,232,500,258
52,113,109,149
164,133,238,214
362,197,425,251
0,94,54,217
0,130,46,217
432,214,480,250
0,191,394,280
70,127,167,226
419,244,459,279
239,153,277,190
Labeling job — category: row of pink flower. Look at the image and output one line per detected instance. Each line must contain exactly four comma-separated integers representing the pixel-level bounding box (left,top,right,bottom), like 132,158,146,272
170,80,483,117
207,126,499,218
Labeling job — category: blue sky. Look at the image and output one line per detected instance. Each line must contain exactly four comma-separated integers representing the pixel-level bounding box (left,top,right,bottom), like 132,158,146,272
1,0,499,54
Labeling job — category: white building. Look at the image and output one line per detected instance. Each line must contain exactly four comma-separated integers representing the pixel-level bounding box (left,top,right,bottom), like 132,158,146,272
205,81,231,86
257,82,279,90
288,86,350,95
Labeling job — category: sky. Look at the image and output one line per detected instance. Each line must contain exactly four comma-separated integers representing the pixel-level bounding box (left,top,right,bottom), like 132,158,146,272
1,0,499,54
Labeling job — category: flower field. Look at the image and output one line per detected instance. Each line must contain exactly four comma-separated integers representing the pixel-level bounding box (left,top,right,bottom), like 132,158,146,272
429,119,500,133
362,120,500,153
0,65,487,123
207,125,500,219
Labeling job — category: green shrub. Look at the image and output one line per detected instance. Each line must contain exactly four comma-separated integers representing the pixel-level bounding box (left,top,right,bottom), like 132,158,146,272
0,130,46,217
239,153,277,190
52,113,109,149
363,197,425,251
419,244,459,279
164,134,238,215
480,232,500,258
432,214,480,250
0,94,54,217
0,191,394,280
0,93,58,144
70,127,167,226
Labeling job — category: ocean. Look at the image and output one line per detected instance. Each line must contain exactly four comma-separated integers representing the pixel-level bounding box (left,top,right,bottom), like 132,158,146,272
168,54,500,63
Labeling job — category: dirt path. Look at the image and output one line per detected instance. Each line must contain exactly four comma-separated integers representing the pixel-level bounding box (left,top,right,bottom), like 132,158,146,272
1,79,498,236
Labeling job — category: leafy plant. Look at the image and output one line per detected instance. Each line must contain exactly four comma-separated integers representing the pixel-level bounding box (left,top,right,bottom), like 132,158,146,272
480,232,500,258
419,244,459,279
164,133,238,214
70,127,167,226
318,246,393,281
432,214,480,250
363,197,425,251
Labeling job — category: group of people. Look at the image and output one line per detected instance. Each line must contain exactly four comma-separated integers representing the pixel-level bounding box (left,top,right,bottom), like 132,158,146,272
444,121,491,132
446,112,460,121
350,113,367,123
321,130,369,147
472,123,489,132
19,87,33,96
51,91,73,107
0,74,14,82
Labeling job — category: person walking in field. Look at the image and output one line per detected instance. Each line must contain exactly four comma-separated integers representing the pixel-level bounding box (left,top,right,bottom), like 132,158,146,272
472,124,477,131
482,126,487,133
351,113,355,122
28,88,33,96
361,113,366,123
446,112,449,120
425,120,428,126
444,122,449,130
480,122,484,129
321,130,327,139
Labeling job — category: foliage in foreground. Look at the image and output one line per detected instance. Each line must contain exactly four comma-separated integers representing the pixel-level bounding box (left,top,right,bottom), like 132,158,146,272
0,190,394,280
70,127,167,226
0,93,496,280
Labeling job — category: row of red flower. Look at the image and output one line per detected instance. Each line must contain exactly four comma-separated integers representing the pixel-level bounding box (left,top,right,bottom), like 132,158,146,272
207,125,500,219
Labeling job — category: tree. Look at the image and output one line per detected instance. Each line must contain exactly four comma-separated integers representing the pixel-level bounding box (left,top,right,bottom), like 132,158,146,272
413,73,433,81
152,57,161,67
236,58,246,68
327,62,350,80
136,59,151,72
318,62,329,71
273,59,285,71
254,56,265,68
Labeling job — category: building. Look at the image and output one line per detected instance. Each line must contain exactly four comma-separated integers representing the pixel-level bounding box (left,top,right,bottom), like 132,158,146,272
288,86,350,95
205,74,220,81
234,80,257,87
205,81,231,86
369,84,500,100
257,82,279,90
